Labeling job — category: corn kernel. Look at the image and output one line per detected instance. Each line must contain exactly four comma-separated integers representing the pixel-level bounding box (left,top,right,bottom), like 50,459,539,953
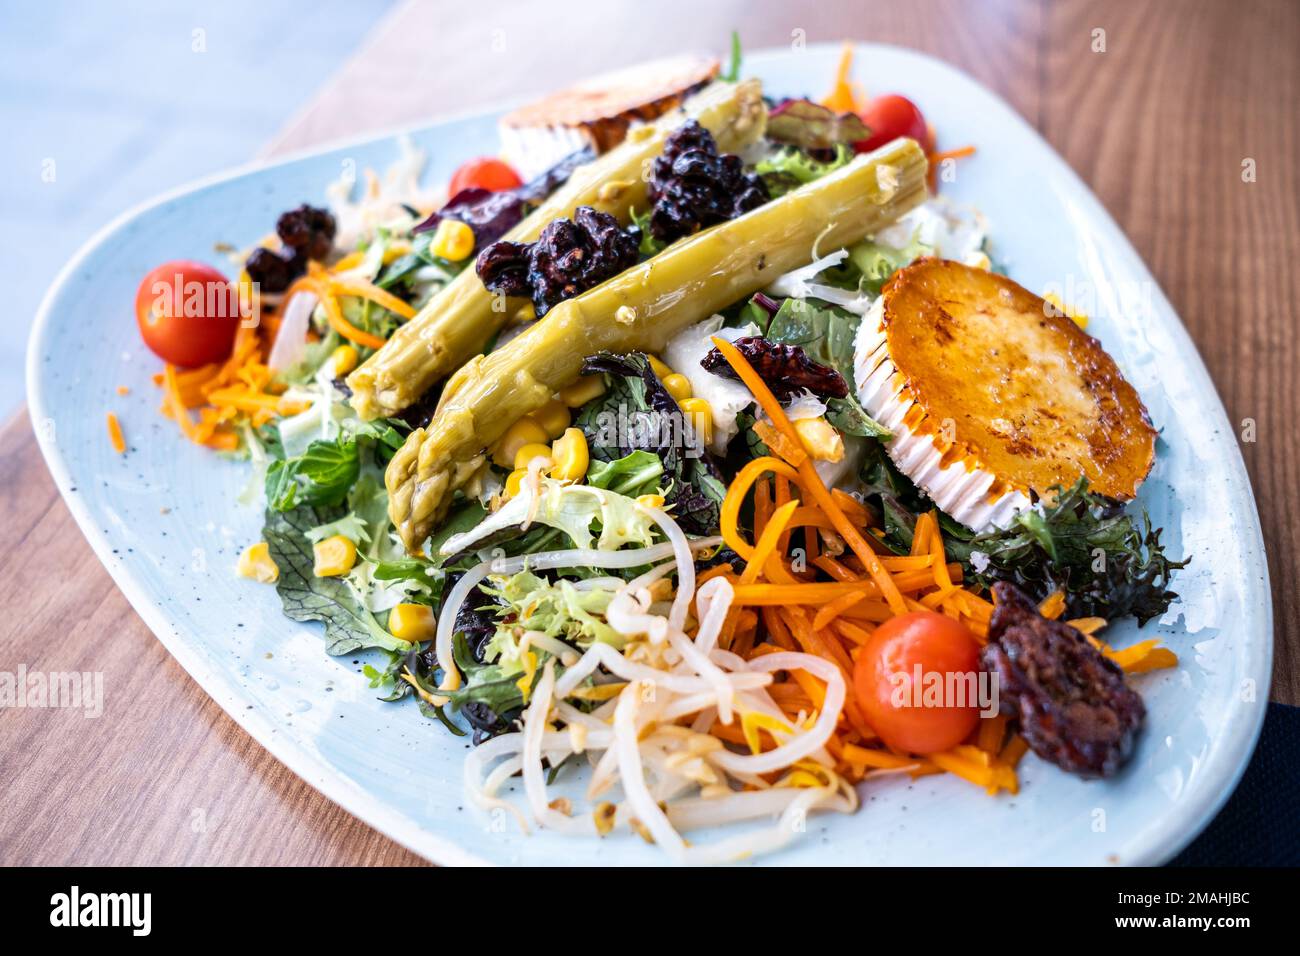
661,373,693,401
636,494,666,510
312,535,357,577
430,218,475,262
504,468,528,498
550,427,589,482
330,344,359,375
558,375,606,408
794,417,845,462
647,355,673,379
678,397,714,447
381,240,412,264
389,602,436,642
1042,291,1088,329
236,542,279,584
513,442,553,470
492,417,551,467
533,398,571,437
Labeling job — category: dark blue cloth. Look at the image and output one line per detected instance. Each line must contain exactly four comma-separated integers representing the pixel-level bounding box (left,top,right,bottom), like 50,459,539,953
1170,702,1300,866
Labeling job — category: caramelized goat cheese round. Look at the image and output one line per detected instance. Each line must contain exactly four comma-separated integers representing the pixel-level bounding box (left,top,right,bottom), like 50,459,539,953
855,258,1156,530
498,54,720,178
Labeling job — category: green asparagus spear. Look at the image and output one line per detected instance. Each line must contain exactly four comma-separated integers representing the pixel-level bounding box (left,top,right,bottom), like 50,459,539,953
387,138,929,550
346,78,767,421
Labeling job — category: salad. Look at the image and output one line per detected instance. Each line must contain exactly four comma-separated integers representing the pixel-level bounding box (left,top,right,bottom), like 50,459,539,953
128,41,1186,864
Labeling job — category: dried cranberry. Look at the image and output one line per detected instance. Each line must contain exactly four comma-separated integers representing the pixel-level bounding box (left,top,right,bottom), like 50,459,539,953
276,204,336,261
647,120,768,242
701,335,848,401
244,246,303,294
475,206,638,316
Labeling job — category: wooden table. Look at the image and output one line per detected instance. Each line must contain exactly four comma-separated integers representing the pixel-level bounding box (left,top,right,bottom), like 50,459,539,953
3,0,1296,865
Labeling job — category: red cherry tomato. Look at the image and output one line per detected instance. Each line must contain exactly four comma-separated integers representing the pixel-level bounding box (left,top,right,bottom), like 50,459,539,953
135,261,239,368
855,94,933,154
853,611,981,754
448,157,523,194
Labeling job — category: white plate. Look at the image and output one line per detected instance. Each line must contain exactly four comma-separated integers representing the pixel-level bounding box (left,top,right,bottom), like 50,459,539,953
28,43,1272,865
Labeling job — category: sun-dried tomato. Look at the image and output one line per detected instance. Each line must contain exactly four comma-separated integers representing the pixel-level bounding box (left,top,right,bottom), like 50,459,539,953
701,335,848,402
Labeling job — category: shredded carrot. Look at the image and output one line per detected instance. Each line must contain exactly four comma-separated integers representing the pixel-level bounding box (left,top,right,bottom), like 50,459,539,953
929,745,1017,794
713,337,909,615
928,145,977,164
754,478,772,541
720,456,801,561
773,475,794,557
706,334,1059,798
833,619,875,646
162,365,201,440
830,489,872,527
106,413,126,454
977,714,1008,754
1068,616,1107,635
729,609,759,658
812,554,857,582
695,565,734,588
760,606,798,651
821,42,866,113
315,281,386,349
926,145,977,191
811,590,868,631
329,250,366,273
329,276,417,320
115,385,130,397
740,500,798,586
803,521,819,563
1089,636,1179,674
730,573,956,606
1038,590,1066,620
1000,734,1030,768
153,273,325,449
753,418,807,466
842,744,920,770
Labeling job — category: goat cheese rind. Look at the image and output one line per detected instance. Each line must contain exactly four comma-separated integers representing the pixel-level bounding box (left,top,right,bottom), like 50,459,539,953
854,298,1033,532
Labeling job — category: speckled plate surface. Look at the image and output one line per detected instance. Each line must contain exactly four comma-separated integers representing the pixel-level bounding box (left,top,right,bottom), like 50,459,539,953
28,43,1271,866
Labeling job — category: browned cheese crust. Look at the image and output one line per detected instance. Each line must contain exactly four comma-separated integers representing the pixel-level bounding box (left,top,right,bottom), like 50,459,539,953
880,258,1156,500
500,54,721,152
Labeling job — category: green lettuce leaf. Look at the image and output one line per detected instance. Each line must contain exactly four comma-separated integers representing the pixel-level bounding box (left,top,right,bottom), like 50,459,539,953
263,501,413,656
756,143,852,197
265,435,360,511
439,478,659,557
585,449,664,497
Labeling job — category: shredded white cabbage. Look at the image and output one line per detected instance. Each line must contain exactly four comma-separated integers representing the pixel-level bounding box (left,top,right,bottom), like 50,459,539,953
326,135,437,249
664,315,759,452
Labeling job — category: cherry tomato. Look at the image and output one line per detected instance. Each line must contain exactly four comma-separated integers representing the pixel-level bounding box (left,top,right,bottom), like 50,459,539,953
854,94,933,154
448,157,523,194
135,261,239,368
853,611,981,754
